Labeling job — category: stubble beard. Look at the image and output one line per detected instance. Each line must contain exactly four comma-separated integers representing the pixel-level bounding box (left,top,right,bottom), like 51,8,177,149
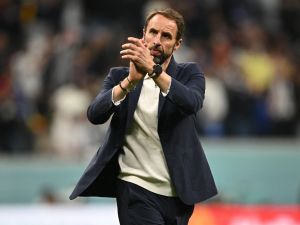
152,45,176,65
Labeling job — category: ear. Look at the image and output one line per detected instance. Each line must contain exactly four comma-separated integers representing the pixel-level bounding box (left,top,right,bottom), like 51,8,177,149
173,38,182,51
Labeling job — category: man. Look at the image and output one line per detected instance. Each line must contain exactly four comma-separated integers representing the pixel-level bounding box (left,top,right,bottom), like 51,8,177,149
70,8,217,225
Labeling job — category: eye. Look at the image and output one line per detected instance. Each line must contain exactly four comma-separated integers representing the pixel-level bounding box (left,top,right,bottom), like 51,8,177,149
162,32,172,40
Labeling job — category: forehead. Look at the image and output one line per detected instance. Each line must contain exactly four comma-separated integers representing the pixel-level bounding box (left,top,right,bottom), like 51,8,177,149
146,14,178,36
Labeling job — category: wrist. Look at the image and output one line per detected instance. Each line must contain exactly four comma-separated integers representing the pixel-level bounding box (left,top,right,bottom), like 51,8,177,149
126,76,135,85
119,76,137,94
119,80,128,94
148,64,163,78
126,76,136,90
147,63,156,75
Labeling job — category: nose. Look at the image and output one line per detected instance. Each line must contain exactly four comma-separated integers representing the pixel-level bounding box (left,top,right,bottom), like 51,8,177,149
153,35,161,46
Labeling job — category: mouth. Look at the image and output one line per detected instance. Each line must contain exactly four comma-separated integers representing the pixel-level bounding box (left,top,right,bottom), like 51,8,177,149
150,49,162,56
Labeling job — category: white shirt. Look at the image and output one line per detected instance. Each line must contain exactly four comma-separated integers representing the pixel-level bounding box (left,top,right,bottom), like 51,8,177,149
116,75,176,196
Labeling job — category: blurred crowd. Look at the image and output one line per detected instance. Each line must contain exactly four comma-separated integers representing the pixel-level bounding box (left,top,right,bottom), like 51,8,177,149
0,0,299,156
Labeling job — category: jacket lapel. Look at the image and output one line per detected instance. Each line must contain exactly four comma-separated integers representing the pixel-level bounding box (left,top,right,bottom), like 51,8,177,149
158,57,178,117
125,80,143,132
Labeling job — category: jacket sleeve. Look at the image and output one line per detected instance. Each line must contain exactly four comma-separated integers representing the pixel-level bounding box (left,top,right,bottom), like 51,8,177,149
166,63,205,115
87,68,123,124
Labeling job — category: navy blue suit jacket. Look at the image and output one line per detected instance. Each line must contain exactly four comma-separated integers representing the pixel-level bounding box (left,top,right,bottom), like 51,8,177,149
69,57,217,205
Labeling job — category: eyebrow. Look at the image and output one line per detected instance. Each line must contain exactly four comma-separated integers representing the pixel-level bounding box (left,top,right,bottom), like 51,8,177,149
149,28,173,38
149,28,158,33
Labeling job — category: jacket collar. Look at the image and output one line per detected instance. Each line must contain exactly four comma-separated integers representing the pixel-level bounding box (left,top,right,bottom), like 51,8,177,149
165,56,178,78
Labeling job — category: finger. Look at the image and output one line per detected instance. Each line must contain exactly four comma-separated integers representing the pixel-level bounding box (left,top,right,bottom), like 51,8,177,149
121,43,134,49
128,37,144,48
120,49,136,57
121,43,138,50
120,49,135,55
121,54,138,61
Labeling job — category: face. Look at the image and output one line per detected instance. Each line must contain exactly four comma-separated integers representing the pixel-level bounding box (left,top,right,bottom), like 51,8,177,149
143,14,182,64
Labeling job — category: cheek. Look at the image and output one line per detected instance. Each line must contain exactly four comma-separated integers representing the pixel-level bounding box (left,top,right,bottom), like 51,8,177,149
143,35,150,42
143,37,150,44
144,37,155,48
164,43,176,52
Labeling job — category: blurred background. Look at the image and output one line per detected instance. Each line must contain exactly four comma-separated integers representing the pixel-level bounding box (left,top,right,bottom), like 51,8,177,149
0,0,299,224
